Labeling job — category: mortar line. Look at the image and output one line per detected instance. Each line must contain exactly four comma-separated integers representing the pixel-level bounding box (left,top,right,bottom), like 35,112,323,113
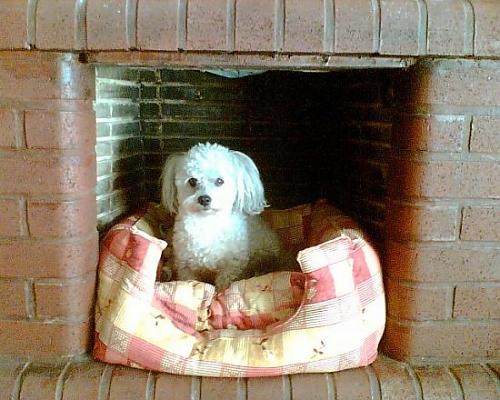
415,0,428,55
18,196,30,240
480,363,500,392
98,364,114,400
466,114,474,152
281,375,291,400
274,0,285,52
446,285,457,320
446,367,465,400
462,0,475,55
325,373,337,400
365,365,382,400
126,0,138,50
190,376,201,400
26,0,39,48
371,0,381,53
55,361,73,400
177,0,188,50
74,0,88,49
226,0,236,53
11,361,31,400
236,377,248,400
402,362,424,400
24,279,36,320
145,371,156,400
16,109,27,149
323,0,334,53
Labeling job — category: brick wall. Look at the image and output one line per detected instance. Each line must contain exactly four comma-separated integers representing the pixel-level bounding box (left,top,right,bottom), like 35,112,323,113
0,52,97,359
383,59,500,363
95,66,143,230
318,70,396,247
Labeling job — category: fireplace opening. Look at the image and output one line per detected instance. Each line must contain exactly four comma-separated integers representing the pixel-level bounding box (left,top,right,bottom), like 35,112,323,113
95,66,398,250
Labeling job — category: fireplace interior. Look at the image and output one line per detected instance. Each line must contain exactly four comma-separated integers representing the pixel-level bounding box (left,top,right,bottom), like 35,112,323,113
95,66,396,252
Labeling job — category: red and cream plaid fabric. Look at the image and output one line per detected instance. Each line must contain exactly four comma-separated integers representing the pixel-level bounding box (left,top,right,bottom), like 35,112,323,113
93,201,385,377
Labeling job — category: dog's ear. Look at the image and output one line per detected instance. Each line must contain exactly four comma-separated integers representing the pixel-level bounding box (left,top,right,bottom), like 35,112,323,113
160,152,184,214
232,151,268,215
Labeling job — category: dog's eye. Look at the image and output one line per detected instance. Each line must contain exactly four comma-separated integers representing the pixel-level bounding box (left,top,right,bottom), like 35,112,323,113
215,178,224,186
188,178,198,188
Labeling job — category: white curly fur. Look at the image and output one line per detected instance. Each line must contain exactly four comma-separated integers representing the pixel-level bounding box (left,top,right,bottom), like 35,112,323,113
161,143,288,289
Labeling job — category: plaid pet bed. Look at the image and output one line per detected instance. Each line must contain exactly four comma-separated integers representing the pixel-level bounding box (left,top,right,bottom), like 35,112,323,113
93,201,385,377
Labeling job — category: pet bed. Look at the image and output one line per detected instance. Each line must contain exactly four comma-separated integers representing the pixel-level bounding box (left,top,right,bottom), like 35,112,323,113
93,200,385,377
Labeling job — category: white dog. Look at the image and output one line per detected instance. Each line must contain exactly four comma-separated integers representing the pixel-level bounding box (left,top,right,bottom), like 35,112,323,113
161,143,290,289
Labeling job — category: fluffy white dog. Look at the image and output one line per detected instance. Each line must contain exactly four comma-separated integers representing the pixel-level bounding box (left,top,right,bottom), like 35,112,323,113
161,143,289,289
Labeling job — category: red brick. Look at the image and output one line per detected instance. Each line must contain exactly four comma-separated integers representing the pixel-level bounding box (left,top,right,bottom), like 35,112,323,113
454,286,500,319
0,108,21,148
235,0,275,52
290,374,330,400
186,0,226,51
87,0,128,50
408,59,500,107
414,366,458,399
470,0,500,57
461,162,500,199
385,241,500,283
389,159,500,199
461,206,500,241
389,159,459,199
379,0,423,55
0,235,98,279
393,115,465,152
371,358,417,400
334,0,377,53
283,0,323,53
248,376,283,400
386,279,451,321
25,110,95,150
0,198,23,237
386,202,459,241
0,150,95,195
426,0,473,55
450,364,499,400
0,280,26,318
19,365,63,400
155,373,192,400
36,0,76,49
0,360,27,400
334,367,371,400
470,116,500,154
27,195,96,239
200,377,240,400
34,272,96,319
62,362,106,400
0,52,95,100
383,318,499,361
109,366,150,400
0,1,28,49
0,319,90,358
137,0,178,50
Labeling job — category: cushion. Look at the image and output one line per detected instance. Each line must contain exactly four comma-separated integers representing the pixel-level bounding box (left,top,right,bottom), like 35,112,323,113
93,201,385,377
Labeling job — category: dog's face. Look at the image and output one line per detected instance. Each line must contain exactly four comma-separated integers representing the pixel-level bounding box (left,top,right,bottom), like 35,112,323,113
175,149,238,214
161,143,268,216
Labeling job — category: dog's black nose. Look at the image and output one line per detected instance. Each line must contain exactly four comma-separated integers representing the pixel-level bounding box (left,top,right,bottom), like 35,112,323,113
197,195,211,207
